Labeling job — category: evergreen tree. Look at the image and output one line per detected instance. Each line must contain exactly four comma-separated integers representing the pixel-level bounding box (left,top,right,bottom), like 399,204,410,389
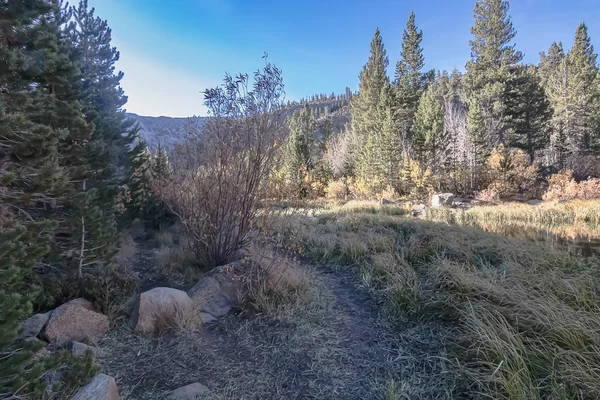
0,1,72,395
542,24,599,167
465,0,523,145
539,42,565,90
506,66,552,162
128,135,159,223
283,104,317,197
395,11,427,151
565,23,599,158
465,0,524,187
69,0,136,203
413,84,448,172
351,27,389,150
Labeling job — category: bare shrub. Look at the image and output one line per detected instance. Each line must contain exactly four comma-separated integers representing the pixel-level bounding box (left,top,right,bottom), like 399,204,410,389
155,61,287,266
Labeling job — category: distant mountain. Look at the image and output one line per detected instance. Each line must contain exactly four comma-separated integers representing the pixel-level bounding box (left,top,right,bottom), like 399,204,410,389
126,98,351,150
126,113,205,149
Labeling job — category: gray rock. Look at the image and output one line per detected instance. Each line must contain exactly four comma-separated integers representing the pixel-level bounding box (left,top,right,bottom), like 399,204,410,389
526,199,543,205
411,203,426,217
70,341,98,358
72,373,119,400
18,312,51,340
188,262,246,320
199,312,217,324
171,382,212,400
431,193,455,207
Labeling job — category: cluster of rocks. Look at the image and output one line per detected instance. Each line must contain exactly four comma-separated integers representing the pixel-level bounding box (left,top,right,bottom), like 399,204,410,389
18,298,112,398
22,255,297,398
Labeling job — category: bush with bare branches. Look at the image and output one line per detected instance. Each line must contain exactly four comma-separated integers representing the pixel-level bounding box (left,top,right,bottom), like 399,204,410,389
155,61,287,266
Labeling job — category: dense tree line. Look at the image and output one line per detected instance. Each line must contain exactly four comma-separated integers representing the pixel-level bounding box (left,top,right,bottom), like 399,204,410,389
278,0,600,200
0,1,156,395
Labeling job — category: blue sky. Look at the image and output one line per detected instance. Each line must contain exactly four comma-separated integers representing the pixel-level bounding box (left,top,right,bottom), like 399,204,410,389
92,0,600,117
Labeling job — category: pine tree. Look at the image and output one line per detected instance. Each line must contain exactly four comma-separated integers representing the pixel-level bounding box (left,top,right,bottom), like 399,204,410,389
283,104,317,197
542,24,599,168
69,0,136,203
465,0,523,144
539,42,565,89
128,135,159,223
506,66,552,162
0,1,72,395
413,84,448,172
465,0,524,187
565,23,599,158
395,11,427,151
351,27,389,151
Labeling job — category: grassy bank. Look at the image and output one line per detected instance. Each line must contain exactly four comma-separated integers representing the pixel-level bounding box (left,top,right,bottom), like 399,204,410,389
268,201,600,399
426,200,600,227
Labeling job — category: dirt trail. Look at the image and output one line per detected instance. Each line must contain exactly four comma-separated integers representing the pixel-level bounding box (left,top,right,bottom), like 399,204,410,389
99,251,451,399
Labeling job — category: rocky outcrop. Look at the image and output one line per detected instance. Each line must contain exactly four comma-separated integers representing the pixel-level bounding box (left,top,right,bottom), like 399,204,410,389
18,312,51,340
42,298,109,343
188,262,246,321
72,374,119,400
431,193,455,207
132,287,194,333
170,382,212,399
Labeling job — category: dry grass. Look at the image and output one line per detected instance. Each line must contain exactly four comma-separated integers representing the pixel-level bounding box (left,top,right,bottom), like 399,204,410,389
150,301,204,336
269,202,600,399
426,199,600,227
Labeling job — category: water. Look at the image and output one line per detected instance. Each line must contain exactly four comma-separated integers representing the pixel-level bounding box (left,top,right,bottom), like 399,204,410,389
473,222,600,257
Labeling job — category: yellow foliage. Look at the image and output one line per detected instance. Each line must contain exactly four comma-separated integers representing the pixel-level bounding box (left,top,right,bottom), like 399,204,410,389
544,170,600,201
485,145,538,199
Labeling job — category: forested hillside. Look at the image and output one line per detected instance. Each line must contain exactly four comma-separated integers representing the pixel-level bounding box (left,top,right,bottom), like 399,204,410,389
275,5,600,201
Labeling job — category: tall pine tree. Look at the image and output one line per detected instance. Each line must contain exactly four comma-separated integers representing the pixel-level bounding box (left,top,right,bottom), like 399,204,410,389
465,0,523,188
395,11,428,153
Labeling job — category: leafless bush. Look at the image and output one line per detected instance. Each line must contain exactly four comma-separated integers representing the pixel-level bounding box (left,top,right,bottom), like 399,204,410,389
155,61,287,266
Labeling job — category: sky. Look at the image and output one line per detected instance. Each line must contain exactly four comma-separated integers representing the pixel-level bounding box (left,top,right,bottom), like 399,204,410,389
92,0,600,118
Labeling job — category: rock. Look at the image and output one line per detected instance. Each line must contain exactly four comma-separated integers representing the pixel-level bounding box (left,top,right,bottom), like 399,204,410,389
69,341,98,358
24,338,53,362
188,262,246,319
170,382,212,400
431,193,455,208
72,374,119,400
411,203,426,217
199,312,217,324
378,198,394,206
42,298,109,343
133,287,194,334
18,312,51,340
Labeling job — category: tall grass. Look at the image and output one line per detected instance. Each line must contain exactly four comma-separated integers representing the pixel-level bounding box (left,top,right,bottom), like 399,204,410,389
268,203,600,399
426,200,600,227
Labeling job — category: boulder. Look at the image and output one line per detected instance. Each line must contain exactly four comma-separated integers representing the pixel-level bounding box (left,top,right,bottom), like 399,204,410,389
72,374,119,400
431,193,455,208
526,199,543,205
133,287,194,333
42,299,109,343
188,262,246,319
170,382,212,400
69,341,99,358
18,312,51,340
411,203,426,217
